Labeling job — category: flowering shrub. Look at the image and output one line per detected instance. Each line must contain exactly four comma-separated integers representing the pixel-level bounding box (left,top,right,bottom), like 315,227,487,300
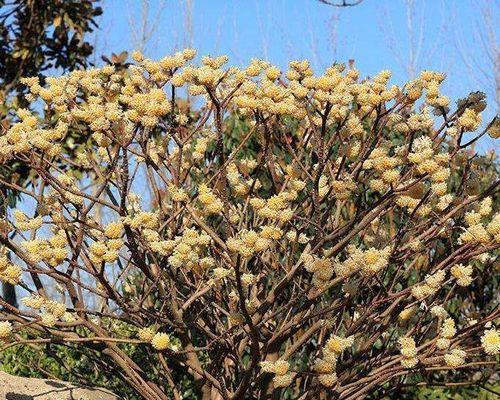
0,49,499,400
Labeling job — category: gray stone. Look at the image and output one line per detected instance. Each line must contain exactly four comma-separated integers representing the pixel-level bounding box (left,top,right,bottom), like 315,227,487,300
0,371,119,400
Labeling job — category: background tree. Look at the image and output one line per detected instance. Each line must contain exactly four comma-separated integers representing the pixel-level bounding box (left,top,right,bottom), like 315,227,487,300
317,0,364,6
452,0,499,113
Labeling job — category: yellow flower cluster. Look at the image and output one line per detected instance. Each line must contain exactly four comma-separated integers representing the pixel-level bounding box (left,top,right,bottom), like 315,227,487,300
250,192,295,223
450,264,473,287
0,321,12,338
318,174,330,198
325,335,355,354
13,210,42,231
399,336,418,368
16,57,175,159
285,231,310,244
333,246,391,278
227,226,282,258
22,229,68,267
19,68,123,156
0,253,22,285
481,329,499,355
72,88,124,135
124,211,159,230
191,55,228,87
165,228,213,272
191,132,215,161
355,70,398,113
458,108,482,132
436,317,457,350
407,109,434,132
430,305,449,319
234,63,305,118
364,146,402,192
444,348,466,368
168,184,189,202
151,332,171,351
21,293,46,309
104,221,124,239
331,178,357,201
260,360,294,388
360,247,392,276
137,326,156,342
120,87,171,128
406,136,451,198
22,294,73,327
133,48,196,76
0,108,66,160
89,240,121,264
420,70,449,108
87,221,125,264
227,163,252,196
460,200,498,244
237,158,258,175
56,174,84,205
486,213,500,243
314,335,354,387
198,184,224,215
436,193,454,211
398,305,416,322
302,254,334,289
411,270,446,301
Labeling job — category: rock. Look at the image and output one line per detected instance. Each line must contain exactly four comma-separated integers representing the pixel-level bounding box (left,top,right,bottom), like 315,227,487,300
0,371,119,400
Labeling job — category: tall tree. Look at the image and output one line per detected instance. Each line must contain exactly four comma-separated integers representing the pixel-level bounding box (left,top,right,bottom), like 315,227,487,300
317,0,364,6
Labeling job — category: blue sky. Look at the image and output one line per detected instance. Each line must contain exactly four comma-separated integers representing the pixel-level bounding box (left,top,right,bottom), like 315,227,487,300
94,0,498,151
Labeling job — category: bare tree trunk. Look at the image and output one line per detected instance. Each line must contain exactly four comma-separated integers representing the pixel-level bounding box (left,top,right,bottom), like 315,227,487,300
2,282,17,308
0,185,17,308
